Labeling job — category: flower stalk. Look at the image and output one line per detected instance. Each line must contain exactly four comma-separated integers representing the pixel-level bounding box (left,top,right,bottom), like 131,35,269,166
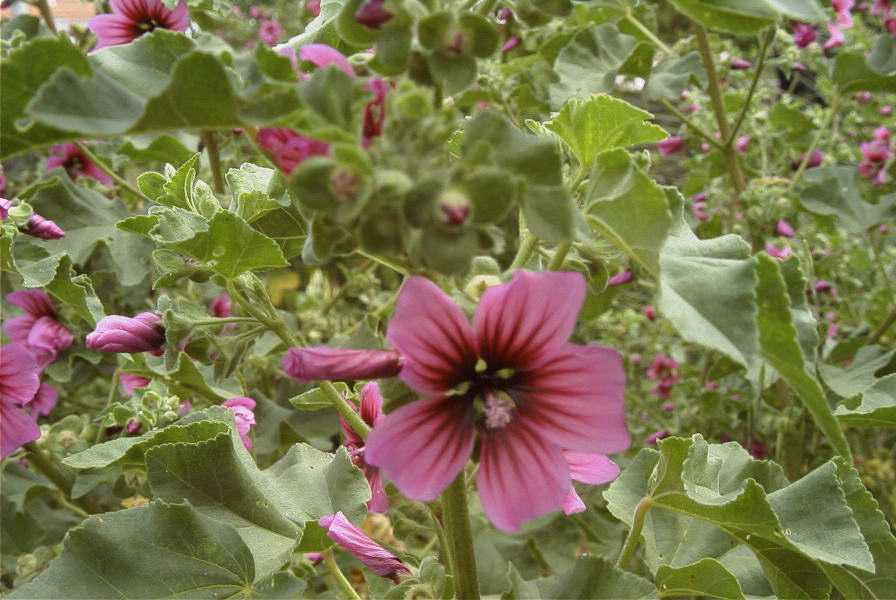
440,472,480,600
201,131,225,194
321,380,371,441
322,548,363,600
616,496,653,570
24,442,73,497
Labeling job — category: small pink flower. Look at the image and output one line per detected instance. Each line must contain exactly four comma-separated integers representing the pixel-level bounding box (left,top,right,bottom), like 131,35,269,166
692,192,707,204
223,397,256,449
735,135,750,154
656,136,685,156
691,202,709,222
560,453,620,515
47,144,112,185
283,347,402,383
776,219,796,238
0,345,42,458
4,290,73,368
210,293,232,318
700,142,711,153
644,430,669,445
501,36,521,53
791,149,824,170
644,305,656,321
607,271,633,287
856,91,873,104
363,271,629,532
730,58,752,70
126,419,141,434
258,18,283,46
341,382,389,512
120,373,150,395
256,128,329,175
765,242,793,260
24,215,65,240
86,312,164,353
874,127,891,143
824,23,846,49
881,105,894,116
249,6,264,18
354,0,393,29
833,0,855,27
646,353,679,400
814,280,836,295
792,22,817,48
319,512,410,580
177,400,193,417
661,402,675,413
496,7,512,23
88,0,189,50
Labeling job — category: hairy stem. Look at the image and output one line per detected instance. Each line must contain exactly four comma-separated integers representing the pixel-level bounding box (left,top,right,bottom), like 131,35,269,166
548,242,572,271
34,0,57,32
201,131,226,194
441,472,480,600
321,381,371,440
868,305,896,345
24,442,73,496
624,10,675,56
616,497,653,570
507,213,538,272
322,549,362,600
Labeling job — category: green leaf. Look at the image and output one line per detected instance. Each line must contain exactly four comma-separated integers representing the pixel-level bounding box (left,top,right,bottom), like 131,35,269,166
645,52,707,102
833,374,896,428
831,51,896,93
504,558,655,599
799,166,896,234
550,24,638,109
117,133,195,164
869,34,896,75
655,559,745,600
666,0,825,36
10,501,257,599
545,94,667,169
291,0,347,47
585,150,673,276
755,254,852,458
462,111,572,242
819,345,896,398
227,163,288,223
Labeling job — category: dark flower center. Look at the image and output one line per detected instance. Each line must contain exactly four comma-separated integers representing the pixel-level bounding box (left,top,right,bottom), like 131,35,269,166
137,19,161,33
452,359,520,430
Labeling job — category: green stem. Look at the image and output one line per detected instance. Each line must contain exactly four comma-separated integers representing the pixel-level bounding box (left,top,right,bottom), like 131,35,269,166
547,242,571,271
440,472,480,600
94,369,121,444
624,10,674,56
356,249,409,276
728,28,775,144
427,506,454,578
201,131,226,194
660,100,724,151
322,549,362,600
74,143,152,203
507,213,538,272
56,492,90,518
694,25,747,195
321,381,371,441
616,497,653,570
226,280,298,347
868,304,896,345
24,442,73,496
788,91,839,192
191,317,258,326
33,0,57,32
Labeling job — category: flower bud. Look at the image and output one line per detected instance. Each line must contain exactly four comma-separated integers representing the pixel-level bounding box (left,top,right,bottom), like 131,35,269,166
656,136,685,156
86,312,164,353
730,58,752,70
282,347,402,382
776,219,796,238
438,190,470,226
464,274,502,301
319,511,411,581
607,271,633,287
355,0,392,29
24,214,65,239
210,293,232,318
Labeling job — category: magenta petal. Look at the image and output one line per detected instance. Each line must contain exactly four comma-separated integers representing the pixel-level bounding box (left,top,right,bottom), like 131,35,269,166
562,452,620,485
83,163,113,186
476,420,570,532
166,0,190,31
298,44,355,76
386,277,477,395
367,468,390,513
282,347,402,382
1,401,41,459
4,315,36,346
474,270,586,367
562,487,586,515
6,289,54,317
365,397,474,501
359,381,384,427
516,344,630,454
319,512,409,579
0,345,41,406
88,14,139,49
28,316,73,355
31,384,58,417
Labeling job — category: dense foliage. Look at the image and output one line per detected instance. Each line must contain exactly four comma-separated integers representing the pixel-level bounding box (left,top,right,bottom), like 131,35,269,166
1,0,895,598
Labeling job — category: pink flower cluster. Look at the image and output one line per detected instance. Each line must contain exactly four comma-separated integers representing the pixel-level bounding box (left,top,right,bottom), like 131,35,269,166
646,353,680,399
859,127,892,185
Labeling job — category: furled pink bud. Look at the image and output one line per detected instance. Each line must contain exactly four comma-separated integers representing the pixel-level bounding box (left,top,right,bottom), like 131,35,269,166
735,135,751,154
814,279,836,294
792,22,817,48
86,312,164,353
210,293,232,318
874,127,891,143
776,219,796,238
354,0,392,29
223,397,256,450
607,271,633,287
501,35,521,53
318,512,411,581
644,305,656,321
656,136,685,156
120,373,150,395
730,58,752,70
282,347,402,382
791,149,824,170
24,214,64,240
645,430,669,445
881,105,893,116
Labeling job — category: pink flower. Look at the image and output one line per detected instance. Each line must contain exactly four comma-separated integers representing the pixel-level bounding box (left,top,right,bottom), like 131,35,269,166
791,149,824,170
644,305,656,321
363,78,389,147
765,242,793,260
120,373,150,395
319,512,410,581
656,136,685,156
341,382,389,512
646,353,679,399
661,402,675,413
256,128,329,175
776,219,796,238
814,280,837,295
258,18,283,46
86,312,164,353
856,91,873,104
283,347,402,383
824,23,846,49
691,202,709,222
177,400,193,416
501,36,521,53
607,271,633,287
24,215,65,240
297,43,355,76
210,293,232,318
354,0,393,29
223,397,256,449
792,22,817,48
30,383,58,417
735,135,751,154
560,452,620,515
46,144,112,185
4,290,73,368
306,0,321,16
881,105,894,116
833,0,855,27
363,271,629,532
874,127,891,143
88,0,189,50
700,142,711,153
0,345,42,458
644,430,669,445
730,58,752,70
